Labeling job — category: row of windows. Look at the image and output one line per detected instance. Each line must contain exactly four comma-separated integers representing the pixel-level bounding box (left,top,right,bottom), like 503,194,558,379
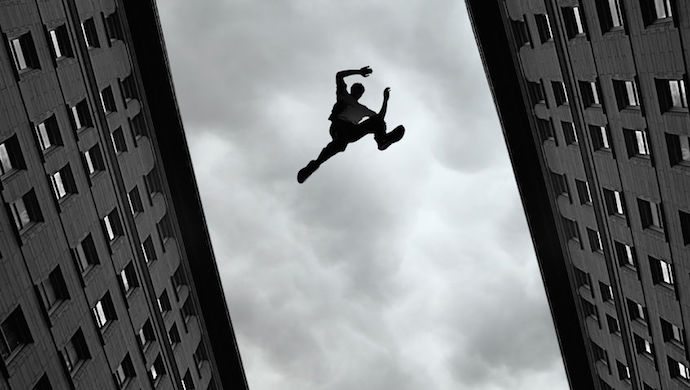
9,11,123,74
557,181,690,248
512,0,674,50
528,75,687,117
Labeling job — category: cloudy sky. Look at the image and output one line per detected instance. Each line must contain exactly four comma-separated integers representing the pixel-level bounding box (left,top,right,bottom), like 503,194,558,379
156,1,568,389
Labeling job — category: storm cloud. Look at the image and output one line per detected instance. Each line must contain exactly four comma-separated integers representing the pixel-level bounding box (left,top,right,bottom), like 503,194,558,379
156,1,569,389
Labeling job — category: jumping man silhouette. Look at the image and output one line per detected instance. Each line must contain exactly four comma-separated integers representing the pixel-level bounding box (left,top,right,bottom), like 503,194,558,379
297,66,405,183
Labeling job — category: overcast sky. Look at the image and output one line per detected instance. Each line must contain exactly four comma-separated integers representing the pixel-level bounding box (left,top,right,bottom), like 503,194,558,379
156,1,569,389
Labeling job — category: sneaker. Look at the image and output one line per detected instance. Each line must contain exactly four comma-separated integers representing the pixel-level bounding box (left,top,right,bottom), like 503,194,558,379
297,160,319,183
378,125,405,151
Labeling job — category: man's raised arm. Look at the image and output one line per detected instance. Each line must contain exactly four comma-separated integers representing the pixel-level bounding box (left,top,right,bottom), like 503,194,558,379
336,66,372,89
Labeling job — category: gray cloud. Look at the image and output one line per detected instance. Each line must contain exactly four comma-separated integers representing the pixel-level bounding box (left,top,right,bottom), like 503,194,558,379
158,1,569,390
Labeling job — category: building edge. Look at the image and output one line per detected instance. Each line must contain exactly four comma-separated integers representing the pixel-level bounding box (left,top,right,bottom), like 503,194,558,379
465,1,594,388
120,1,249,389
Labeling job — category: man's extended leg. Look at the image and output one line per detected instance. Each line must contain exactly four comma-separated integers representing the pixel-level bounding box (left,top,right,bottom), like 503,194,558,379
298,141,344,183
297,122,352,183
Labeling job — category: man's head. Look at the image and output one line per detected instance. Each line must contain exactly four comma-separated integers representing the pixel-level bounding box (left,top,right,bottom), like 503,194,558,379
351,83,365,100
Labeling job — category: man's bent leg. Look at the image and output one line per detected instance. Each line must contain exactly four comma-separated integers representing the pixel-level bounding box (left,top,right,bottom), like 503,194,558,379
360,115,404,151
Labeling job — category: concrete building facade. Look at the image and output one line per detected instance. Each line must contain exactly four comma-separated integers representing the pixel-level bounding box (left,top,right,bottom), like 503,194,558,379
469,1,690,389
0,0,247,389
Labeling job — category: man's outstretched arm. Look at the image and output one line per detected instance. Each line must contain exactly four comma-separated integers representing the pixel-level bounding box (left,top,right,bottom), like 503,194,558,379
336,66,372,90
378,87,390,119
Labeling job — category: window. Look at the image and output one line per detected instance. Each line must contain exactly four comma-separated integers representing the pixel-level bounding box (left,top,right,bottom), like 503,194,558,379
126,187,143,216
35,115,62,151
9,32,40,72
587,228,603,252
168,323,181,346
50,165,77,200
119,262,138,295
666,133,690,165
535,14,553,43
100,86,117,114
81,18,100,48
142,236,157,264
641,0,673,25
617,360,631,380
562,217,580,242
111,127,127,154
172,266,187,293
103,209,123,241
120,75,137,102
607,314,620,334
527,81,546,106
669,357,690,381
181,297,196,321
638,199,664,231
537,118,556,143
38,266,69,312
92,292,116,329
661,318,684,345
680,211,690,245
114,354,134,389
563,6,586,39
624,129,651,157
634,334,654,357
580,80,601,107
615,241,636,268
182,370,195,390
512,18,532,47
145,166,163,196
0,307,32,360
105,11,124,42
32,374,52,390
599,281,614,302
574,267,591,289
550,172,569,199
597,0,624,32
49,25,73,59
581,297,598,321
628,299,647,322
157,290,171,314
83,144,105,175
35,115,62,152
614,80,641,110
148,355,165,384
10,189,42,231
590,125,611,151
61,329,89,373
157,213,174,242
0,135,25,175
552,81,568,106
656,78,687,112
70,99,92,130
562,121,577,145
575,179,592,205
137,320,155,350
193,342,208,371
603,188,625,217
650,256,674,286
74,234,99,273
592,341,608,364
130,114,147,138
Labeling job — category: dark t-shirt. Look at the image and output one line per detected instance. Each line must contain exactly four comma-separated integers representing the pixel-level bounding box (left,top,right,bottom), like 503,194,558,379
328,77,375,124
